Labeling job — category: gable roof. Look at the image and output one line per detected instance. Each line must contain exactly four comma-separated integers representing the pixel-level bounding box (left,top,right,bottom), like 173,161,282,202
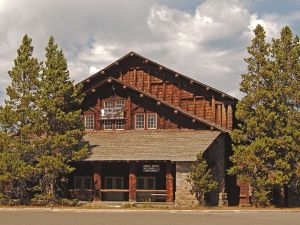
84,77,229,133
84,130,221,161
79,51,238,101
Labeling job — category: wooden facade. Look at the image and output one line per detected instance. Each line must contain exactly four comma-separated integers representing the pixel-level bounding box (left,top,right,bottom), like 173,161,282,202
70,52,239,205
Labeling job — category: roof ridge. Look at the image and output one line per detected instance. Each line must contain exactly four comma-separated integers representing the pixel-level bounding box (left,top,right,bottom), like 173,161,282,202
79,51,238,101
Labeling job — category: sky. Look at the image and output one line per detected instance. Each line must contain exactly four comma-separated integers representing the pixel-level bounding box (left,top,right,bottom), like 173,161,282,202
1,0,300,103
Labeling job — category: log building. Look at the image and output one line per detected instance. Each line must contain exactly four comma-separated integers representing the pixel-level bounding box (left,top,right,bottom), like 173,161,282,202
69,52,242,206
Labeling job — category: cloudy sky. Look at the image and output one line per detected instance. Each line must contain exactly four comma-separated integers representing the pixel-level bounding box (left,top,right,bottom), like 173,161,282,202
1,0,300,103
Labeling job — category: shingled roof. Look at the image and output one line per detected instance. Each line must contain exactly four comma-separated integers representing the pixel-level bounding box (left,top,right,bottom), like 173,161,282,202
84,130,221,161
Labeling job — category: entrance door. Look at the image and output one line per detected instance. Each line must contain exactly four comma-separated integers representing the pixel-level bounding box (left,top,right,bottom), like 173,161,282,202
104,176,124,201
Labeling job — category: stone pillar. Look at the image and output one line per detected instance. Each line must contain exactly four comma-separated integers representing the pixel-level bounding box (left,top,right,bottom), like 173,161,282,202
129,162,137,202
93,162,102,201
166,162,174,202
175,162,198,206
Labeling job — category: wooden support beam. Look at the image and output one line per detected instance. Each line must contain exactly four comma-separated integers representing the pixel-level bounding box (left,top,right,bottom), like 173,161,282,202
86,79,90,83
127,96,132,130
140,93,144,98
120,70,123,82
129,162,137,202
202,98,206,119
115,61,119,65
92,88,96,93
190,80,194,84
123,85,127,89
211,95,216,122
108,78,112,83
216,104,222,126
147,67,151,93
93,162,102,201
193,96,196,115
227,104,233,131
206,87,210,91
166,162,174,202
178,82,182,108
100,70,105,74
141,70,144,91
163,82,166,101
174,110,178,114
174,73,179,78
157,101,161,106
159,66,163,70
222,104,227,128
133,68,137,87
170,84,174,105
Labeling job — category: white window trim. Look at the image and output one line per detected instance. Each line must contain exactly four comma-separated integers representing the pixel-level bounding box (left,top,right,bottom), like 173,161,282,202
84,115,94,130
147,113,157,129
115,119,125,130
104,101,113,108
74,176,93,190
135,113,145,130
115,100,125,108
137,176,156,190
103,120,113,130
104,176,124,189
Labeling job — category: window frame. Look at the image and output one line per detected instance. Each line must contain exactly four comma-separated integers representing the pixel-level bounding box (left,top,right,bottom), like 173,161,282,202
74,176,93,190
104,101,113,108
147,113,157,129
104,176,124,189
136,177,156,190
115,100,125,108
84,114,95,130
135,113,145,130
115,119,125,130
103,119,113,130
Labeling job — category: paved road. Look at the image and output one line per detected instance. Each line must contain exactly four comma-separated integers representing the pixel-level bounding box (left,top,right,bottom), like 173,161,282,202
0,208,299,225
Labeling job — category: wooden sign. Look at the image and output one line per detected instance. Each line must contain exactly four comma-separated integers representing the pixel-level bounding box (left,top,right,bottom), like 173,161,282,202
143,165,160,172
100,107,124,119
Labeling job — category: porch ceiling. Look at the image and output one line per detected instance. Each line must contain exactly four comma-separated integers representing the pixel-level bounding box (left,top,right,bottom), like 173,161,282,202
84,130,221,161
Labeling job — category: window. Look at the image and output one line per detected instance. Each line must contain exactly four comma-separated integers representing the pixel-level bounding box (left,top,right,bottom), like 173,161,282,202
147,113,157,129
115,119,125,130
137,177,156,190
135,114,145,129
104,177,124,189
103,120,113,130
104,101,113,108
84,115,94,130
74,176,92,189
116,100,125,108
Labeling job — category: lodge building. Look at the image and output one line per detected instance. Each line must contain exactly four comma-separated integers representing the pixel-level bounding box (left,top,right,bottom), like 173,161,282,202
69,52,242,206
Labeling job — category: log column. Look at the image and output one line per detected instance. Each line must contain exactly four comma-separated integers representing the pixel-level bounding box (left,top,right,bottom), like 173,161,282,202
166,162,174,202
227,104,233,131
129,162,137,202
93,162,102,201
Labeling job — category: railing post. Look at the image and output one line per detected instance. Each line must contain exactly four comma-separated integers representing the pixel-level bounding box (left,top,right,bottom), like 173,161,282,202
166,161,174,202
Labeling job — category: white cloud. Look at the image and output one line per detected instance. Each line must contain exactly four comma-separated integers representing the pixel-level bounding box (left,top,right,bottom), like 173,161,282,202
0,0,299,102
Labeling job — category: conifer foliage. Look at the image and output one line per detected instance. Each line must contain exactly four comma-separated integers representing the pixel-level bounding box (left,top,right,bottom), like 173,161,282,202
187,153,217,204
229,25,300,207
0,35,89,205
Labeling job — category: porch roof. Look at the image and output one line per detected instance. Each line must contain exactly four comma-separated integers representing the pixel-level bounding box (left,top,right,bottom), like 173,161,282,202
84,130,221,162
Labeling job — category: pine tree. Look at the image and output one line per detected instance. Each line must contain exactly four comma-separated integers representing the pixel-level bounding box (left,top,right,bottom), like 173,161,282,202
34,37,89,203
0,35,41,204
229,25,300,206
187,153,217,205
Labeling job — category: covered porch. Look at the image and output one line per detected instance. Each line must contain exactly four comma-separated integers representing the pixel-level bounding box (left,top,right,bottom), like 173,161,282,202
69,161,175,202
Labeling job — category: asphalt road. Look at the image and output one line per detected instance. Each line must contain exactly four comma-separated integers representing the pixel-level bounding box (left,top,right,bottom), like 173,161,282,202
0,208,299,225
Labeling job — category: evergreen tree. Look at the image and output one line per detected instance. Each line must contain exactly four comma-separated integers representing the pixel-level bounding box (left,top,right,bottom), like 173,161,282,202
187,153,217,205
229,25,300,206
34,36,89,203
0,35,41,204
